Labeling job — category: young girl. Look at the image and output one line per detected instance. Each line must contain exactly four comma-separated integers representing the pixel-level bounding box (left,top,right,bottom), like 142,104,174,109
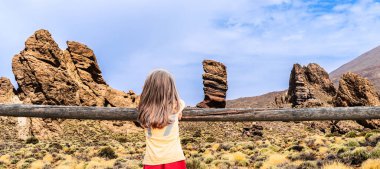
138,69,187,169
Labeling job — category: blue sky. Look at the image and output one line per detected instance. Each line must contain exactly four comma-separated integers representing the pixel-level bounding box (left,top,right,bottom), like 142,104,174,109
1,0,380,106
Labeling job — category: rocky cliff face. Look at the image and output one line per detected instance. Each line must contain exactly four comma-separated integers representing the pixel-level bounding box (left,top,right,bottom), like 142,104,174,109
333,72,380,129
1,29,140,139
12,30,138,107
287,63,336,108
197,60,227,108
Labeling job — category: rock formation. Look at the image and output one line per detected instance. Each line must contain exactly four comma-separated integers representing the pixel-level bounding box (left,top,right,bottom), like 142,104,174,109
333,72,380,129
12,30,139,107
0,77,31,140
287,63,336,108
197,60,227,108
7,29,139,139
0,77,19,103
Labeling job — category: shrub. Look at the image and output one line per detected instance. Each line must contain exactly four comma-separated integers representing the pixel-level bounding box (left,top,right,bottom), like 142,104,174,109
261,153,289,169
365,133,374,139
233,152,249,166
186,158,205,169
98,147,117,159
26,137,39,144
346,140,360,147
181,138,196,145
369,147,380,159
345,131,357,138
48,143,63,150
115,135,128,143
365,134,380,146
322,161,352,169
340,147,369,165
211,160,232,169
297,161,318,169
193,130,202,137
288,145,304,152
205,137,216,143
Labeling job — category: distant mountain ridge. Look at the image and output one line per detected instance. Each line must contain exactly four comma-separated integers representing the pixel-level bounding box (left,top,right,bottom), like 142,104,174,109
330,45,380,90
227,45,380,108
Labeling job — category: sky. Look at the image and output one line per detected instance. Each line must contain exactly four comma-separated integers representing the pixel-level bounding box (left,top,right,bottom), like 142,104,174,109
1,0,380,106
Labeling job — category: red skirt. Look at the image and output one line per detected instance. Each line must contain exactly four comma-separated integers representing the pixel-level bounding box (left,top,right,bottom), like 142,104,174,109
143,160,186,169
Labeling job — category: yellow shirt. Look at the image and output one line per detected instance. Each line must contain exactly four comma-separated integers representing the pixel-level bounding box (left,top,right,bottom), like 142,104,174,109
142,100,186,165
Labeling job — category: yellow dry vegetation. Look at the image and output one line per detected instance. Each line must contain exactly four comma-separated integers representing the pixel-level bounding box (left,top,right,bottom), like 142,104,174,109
322,161,352,169
30,160,48,169
361,159,380,169
0,154,11,165
261,153,289,169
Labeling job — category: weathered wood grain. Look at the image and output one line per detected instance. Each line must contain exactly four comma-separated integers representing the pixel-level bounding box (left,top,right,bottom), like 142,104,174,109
0,104,380,121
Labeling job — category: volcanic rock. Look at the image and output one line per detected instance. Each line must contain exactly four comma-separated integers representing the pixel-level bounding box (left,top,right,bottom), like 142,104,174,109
0,77,31,140
10,29,139,139
242,124,264,137
333,72,380,129
12,30,138,108
197,60,227,108
287,63,336,108
0,77,19,103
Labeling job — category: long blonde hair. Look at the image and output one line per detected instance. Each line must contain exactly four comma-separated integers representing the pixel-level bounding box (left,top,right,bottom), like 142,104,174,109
138,69,181,129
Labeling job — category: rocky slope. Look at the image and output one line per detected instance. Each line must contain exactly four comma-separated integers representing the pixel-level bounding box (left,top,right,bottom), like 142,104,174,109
227,91,286,108
330,45,380,90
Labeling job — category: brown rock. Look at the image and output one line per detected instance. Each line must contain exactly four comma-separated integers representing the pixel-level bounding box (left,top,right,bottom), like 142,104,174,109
197,60,227,108
0,77,18,103
333,72,380,129
105,89,139,108
11,29,139,139
12,30,79,105
287,63,336,108
12,29,138,107
0,77,31,140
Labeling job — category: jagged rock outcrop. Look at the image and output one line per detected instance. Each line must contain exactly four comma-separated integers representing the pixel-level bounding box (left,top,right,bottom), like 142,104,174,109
0,77,31,140
333,72,380,129
10,29,139,139
0,77,19,103
197,60,227,108
12,30,139,107
274,91,290,108
287,63,336,108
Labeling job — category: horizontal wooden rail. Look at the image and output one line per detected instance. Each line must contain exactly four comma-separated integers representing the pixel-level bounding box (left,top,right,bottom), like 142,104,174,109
1,104,380,121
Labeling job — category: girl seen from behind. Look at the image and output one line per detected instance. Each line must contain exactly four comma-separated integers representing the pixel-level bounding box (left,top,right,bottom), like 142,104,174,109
138,69,187,169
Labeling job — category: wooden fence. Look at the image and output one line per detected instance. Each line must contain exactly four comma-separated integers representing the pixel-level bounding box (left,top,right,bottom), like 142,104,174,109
1,104,380,121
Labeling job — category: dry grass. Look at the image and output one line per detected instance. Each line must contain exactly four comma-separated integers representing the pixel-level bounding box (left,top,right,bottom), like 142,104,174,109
322,161,353,169
361,159,380,169
1,120,380,168
261,153,289,169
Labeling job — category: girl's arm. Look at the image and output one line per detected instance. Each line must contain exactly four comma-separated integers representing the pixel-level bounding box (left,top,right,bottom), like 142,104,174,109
178,99,185,120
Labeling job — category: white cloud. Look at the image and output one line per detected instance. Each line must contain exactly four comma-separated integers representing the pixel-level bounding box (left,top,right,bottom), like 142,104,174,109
1,0,380,105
